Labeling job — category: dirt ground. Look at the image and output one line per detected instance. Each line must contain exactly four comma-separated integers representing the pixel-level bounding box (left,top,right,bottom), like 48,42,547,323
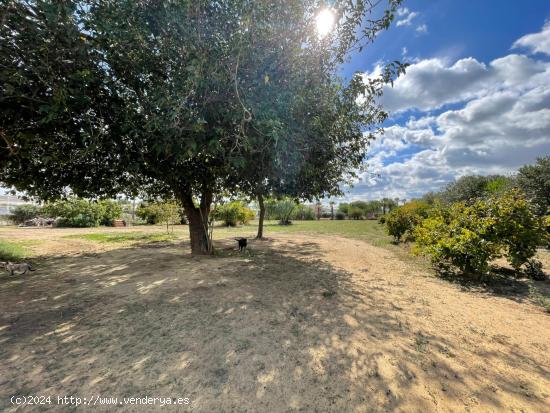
1,227,549,412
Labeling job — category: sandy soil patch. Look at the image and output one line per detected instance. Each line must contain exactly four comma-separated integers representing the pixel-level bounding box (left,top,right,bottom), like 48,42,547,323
0,232,549,412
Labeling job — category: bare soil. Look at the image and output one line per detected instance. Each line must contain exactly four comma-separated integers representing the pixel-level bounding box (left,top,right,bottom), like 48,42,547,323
1,227,549,412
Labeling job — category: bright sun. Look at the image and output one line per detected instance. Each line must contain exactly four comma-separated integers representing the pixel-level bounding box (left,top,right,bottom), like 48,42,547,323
316,9,335,38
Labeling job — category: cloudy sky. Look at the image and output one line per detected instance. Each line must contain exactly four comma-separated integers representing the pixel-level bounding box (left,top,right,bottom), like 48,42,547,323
339,0,550,201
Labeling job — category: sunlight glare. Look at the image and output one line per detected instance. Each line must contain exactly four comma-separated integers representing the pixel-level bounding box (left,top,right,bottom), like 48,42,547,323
316,9,335,38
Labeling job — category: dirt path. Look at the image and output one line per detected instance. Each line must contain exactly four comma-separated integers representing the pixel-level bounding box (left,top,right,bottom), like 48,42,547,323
0,233,549,412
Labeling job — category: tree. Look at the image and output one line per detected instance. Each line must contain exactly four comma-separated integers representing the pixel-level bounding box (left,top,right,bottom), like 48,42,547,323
381,198,397,214
439,175,511,204
153,201,182,233
516,156,550,216
348,207,363,220
1,0,405,254
338,203,350,216
9,204,42,224
329,201,336,220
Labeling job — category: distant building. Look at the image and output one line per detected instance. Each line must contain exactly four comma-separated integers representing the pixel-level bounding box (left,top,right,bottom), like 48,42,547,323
0,195,30,215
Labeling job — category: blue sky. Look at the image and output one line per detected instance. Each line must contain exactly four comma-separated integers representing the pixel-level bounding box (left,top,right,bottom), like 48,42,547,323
338,0,550,201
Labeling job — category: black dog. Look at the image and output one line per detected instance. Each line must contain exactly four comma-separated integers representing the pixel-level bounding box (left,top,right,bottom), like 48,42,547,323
234,238,247,252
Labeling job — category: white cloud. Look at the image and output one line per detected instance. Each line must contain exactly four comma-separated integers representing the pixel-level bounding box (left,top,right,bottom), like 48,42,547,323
513,21,550,56
396,9,418,27
351,23,550,200
396,8,410,17
416,24,428,34
369,54,549,114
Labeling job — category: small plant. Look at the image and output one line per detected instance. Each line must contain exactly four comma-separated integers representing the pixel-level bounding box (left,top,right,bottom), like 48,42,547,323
523,259,546,281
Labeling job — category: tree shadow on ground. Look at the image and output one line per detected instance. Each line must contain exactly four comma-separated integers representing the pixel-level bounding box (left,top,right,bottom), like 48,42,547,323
0,237,549,412
434,263,550,314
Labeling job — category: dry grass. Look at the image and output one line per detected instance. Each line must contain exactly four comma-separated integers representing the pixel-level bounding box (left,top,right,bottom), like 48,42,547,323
0,225,549,412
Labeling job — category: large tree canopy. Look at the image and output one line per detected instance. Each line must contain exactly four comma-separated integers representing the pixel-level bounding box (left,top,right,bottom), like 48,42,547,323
1,0,404,253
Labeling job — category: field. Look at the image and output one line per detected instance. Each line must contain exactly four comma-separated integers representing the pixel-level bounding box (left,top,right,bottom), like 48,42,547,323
1,222,550,412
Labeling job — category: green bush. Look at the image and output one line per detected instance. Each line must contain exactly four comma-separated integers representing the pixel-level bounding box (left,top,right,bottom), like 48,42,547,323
136,202,161,224
9,204,42,224
378,215,386,224
43,198,106,227
137,201,184,229
266,198,296,225
414,190,545,276
99,199,123,226
385,200,431,242
335,212,346,220
212,201,255,227
348,207,363,220
42,198,122,227
292,204,316,220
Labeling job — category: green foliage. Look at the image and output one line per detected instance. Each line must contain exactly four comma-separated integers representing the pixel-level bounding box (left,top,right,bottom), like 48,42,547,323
0,0,405,253
42,198,121,227
292,204,316,220
516,156,550,216
544,215,550,248
523,260,546,281
136,203,160,225
266,198,296,225
43,198,106,227
414,190,545,276
9,204,42,224
212,201,255,227
99,200,123,226
335,212,346,220
385,200,431,242
338,203,350,215
348,207,364,220
137,201,182,231
440,175,513,204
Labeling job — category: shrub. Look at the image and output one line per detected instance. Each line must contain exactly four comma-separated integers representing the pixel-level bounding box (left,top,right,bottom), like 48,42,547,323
335,212,346,220
414,190,545,277
348,207,363,220
292,204,316,220
43,198,106,227
523,259,546,281
266,198,296,225
385,200,431,242
9,204,42,224
378,215,386,224
212,201,255,227
137,201,186,229
543,215,550,248
99,199,123,226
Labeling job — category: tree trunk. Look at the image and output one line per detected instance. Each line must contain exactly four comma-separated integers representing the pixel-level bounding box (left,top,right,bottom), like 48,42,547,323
180,190,212,255
256,193,265,239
